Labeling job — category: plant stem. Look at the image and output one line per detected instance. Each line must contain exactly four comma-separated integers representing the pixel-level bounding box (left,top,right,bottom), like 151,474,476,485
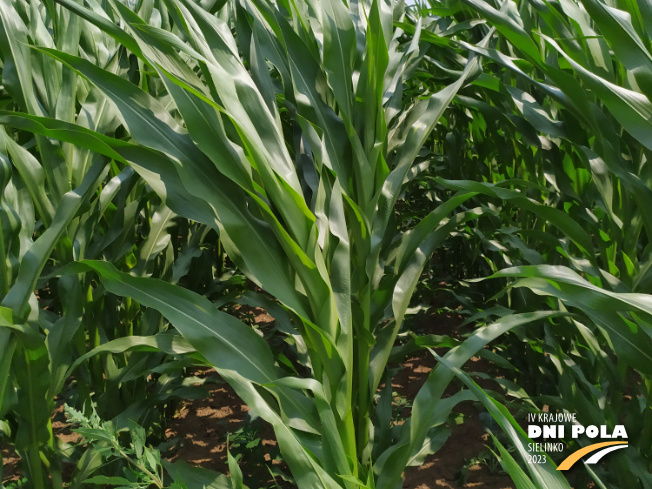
116,450,164,488
27,444,46,489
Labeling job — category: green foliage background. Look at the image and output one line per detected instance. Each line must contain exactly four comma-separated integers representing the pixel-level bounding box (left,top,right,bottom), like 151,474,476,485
0,0,650,488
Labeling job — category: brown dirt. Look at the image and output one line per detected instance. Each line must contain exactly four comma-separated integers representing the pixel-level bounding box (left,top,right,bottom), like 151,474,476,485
1,404,80,484
163,358,513,489
1,444,20,483
397,352,512,489
396,312,514,489
1,311,515,489
163,311,514,489
164,370,292,488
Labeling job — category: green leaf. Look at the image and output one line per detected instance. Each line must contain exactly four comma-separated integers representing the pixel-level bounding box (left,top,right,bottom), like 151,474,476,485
434,353,571,489
163,460,232,489
83,476,133,485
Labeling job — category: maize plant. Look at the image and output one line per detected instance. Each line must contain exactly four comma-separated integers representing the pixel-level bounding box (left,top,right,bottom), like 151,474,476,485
405,1,652,487
0,1,232,485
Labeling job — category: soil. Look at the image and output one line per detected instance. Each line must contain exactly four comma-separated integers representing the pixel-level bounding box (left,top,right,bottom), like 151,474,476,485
0,445,19,484
162,310,514,489
162,360,513,489
1,404,80,484
1,311,514,489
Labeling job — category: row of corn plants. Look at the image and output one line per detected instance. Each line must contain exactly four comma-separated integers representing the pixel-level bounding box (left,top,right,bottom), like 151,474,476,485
403,1,652,487
1,0,650,488
0,1,238,485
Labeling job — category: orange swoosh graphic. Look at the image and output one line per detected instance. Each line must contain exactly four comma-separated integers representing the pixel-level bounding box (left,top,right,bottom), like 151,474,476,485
557,441,628,470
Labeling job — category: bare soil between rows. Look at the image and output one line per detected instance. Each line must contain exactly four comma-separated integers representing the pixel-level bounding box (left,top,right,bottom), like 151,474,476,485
163,355,514,489
2,312,514,489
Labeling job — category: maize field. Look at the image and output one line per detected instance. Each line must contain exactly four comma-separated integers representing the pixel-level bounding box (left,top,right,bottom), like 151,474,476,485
0,0,651,487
